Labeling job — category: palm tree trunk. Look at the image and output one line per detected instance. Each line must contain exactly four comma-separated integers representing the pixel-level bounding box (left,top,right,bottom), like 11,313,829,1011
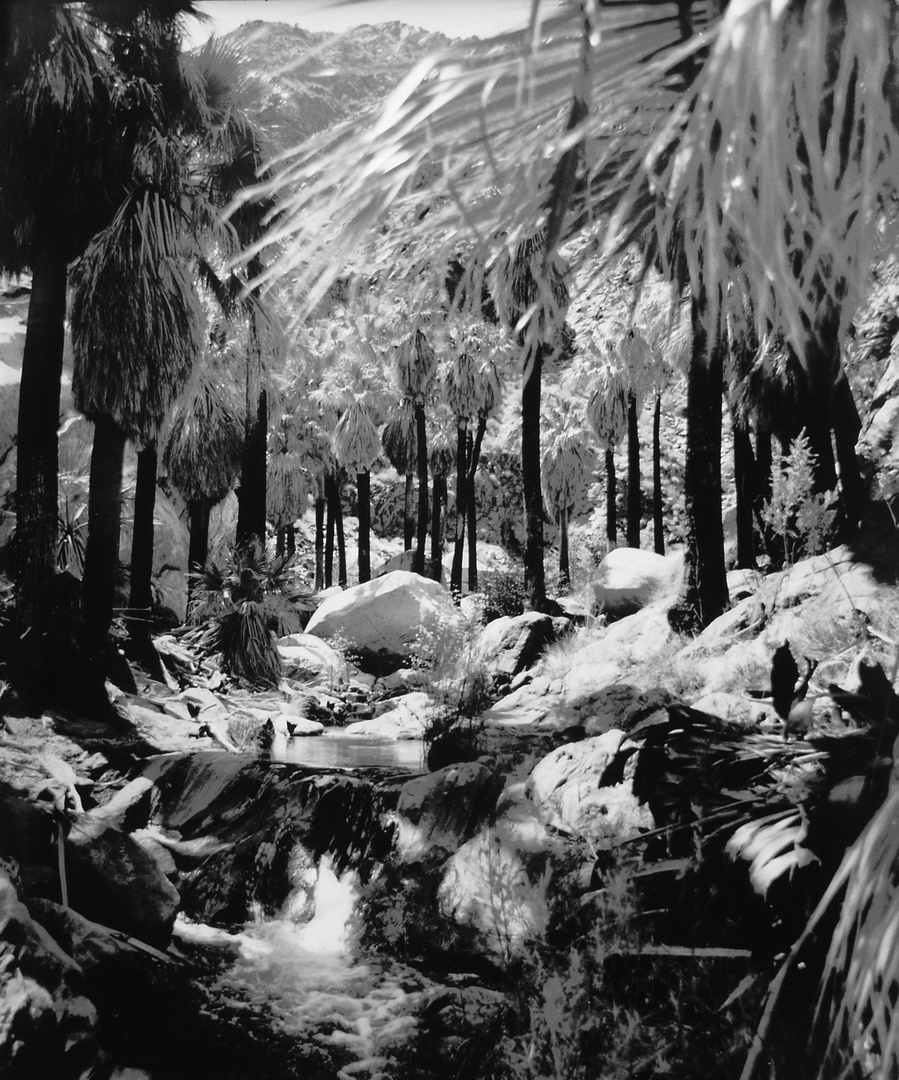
467,470,478,593
357,470,371,583
15,246,68,631
450,420,469,597
681,294,729,629
236,282,267,551
82,414,127,652
521,342,546,611
314,495,325,590
187,500,211,613
286,524,296,557
605,448,617,546
733,420,757,570
325,476,336,588
464,414,488,593
276,526,286,558
128,441,157,632
559,507,570,592
652,391,664,555
403,473,415,550
127,442,167,678
414,402,429,575
335,478,347,587
431,475,445,581
626,390,641,548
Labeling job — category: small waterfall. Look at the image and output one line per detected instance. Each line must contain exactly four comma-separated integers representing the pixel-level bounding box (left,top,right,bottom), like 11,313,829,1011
176,853,431,1080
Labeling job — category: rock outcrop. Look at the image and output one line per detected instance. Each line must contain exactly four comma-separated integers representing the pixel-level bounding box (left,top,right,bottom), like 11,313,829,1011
305,571,464,672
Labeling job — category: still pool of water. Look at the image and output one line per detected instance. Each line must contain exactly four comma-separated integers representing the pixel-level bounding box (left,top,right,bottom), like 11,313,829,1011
264,732,425,772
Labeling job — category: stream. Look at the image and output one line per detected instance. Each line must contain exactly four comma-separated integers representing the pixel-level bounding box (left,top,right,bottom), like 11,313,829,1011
148,740,494,1079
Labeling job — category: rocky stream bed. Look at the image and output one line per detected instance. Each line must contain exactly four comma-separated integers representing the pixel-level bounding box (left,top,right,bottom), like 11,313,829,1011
2,546,899,1079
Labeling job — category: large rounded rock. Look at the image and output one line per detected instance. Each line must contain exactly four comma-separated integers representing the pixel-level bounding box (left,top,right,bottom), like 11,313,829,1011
305,571,464,668
475,612,557,689
344,691,431,740
277,633,349,683
527,730,652,843
64,815,180,948
592,548,682,616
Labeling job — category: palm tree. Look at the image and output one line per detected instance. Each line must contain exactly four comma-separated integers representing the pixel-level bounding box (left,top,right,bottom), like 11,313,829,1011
163,346,244,611
585,357,629,549
395,327,437,575
494,230,569,611
72,185,205,652
332,400,381,584
381,399,418,553
0,1,201,632
541,417,596,592
428,413,455,582
267,411,308,557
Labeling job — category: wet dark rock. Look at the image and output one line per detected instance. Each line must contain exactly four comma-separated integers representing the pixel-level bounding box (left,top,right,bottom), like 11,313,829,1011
64,814,180,948
0,870,101,1080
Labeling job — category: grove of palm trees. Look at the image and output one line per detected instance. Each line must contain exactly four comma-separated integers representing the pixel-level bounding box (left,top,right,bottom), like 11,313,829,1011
1,2,899,1079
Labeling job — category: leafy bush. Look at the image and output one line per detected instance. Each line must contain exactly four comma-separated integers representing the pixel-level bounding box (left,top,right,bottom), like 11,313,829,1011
761,430,837,565
491,855,764,1080
477,569,526,620
188,545,315,688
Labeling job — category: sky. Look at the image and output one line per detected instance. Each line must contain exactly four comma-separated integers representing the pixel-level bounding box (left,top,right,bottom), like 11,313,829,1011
187,1,540,45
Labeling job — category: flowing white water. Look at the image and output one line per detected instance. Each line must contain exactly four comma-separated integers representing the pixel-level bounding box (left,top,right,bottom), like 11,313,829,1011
175,855,431,1080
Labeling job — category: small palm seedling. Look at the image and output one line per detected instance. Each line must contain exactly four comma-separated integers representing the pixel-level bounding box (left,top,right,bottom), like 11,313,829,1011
187,544,315,687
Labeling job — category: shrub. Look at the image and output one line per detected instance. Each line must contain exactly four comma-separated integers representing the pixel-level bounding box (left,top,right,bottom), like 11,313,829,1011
478,569,526,620
188,545,315,688
761,430,838,565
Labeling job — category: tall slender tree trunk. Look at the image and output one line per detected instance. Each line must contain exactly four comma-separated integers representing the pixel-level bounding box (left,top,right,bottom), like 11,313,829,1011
334,478,347,587
467,474,478,593
521,343,546,610
236,280,267,551
187,500,211,612
652,392,664,555
681,294,729,629
286,524,296,557
403,473,415,550
82,414,128,651
357,471,371,583
431,475,446,581
15,247,68,631
605,448,617,546
127,442,166,679
463,413,488,593
314,495,326,590
733,420,757,570
559,507,570,592
626,391,641,548
276,526,286,558
414,402,429,575
128,441,157,637
450,421,469,597
325,484,335,589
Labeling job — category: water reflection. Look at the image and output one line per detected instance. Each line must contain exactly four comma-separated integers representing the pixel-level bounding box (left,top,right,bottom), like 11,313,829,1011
264,732,425,772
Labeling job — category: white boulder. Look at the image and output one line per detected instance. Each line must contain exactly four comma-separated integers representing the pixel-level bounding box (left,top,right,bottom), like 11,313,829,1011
306,571,464,661
527,730,652,842
277,633,348,682
344,690,432,740
592,548,682,615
